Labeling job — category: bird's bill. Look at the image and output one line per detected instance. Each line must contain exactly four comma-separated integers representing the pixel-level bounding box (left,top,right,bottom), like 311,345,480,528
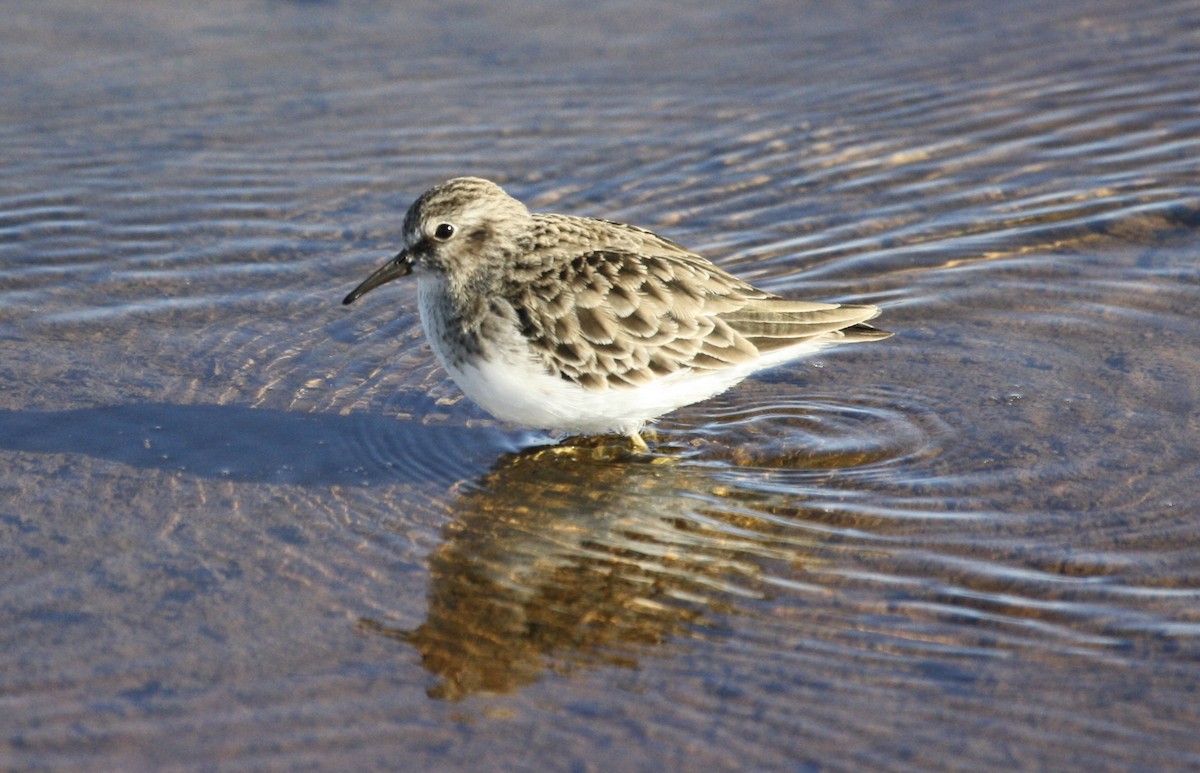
343,250,414,305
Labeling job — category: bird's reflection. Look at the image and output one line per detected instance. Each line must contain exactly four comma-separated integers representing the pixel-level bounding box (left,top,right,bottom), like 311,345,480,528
361,439,819,700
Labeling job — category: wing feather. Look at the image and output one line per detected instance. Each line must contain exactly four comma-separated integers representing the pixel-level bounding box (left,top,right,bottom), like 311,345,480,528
514,244,886,389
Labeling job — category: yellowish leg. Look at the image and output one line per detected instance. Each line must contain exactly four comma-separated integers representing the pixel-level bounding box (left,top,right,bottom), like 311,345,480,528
628,431,650,452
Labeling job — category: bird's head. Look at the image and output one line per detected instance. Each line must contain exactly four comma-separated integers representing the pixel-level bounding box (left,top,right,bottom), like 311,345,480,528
343,177,533,305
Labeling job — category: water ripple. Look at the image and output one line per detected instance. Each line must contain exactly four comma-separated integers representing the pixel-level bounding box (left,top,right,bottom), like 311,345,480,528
4,0,1200,767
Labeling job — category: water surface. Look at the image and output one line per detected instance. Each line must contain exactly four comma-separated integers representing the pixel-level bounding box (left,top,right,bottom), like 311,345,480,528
3,1,1200,770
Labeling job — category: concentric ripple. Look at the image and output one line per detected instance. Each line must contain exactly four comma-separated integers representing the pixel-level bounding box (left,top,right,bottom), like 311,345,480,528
3,0,1200,769
672,383,950,476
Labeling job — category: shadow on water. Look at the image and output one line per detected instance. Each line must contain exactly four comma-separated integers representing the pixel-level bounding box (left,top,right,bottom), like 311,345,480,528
360,439,821,700
5,0,1200,764
0,402,496,487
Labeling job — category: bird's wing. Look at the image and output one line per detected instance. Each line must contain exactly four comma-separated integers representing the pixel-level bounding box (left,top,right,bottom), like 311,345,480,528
513,249,880,389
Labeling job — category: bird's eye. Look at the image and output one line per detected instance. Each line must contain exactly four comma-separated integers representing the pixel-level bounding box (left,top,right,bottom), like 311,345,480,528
433,223,455,241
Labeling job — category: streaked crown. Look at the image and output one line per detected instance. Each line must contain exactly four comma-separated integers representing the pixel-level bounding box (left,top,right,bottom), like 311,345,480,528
401,178,534,276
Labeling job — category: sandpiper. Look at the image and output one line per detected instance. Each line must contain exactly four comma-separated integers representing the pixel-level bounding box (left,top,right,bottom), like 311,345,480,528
344,177,889,449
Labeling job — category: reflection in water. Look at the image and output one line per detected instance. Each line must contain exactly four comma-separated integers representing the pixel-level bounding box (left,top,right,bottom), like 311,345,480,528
5,0,1200,766
364,441,814,700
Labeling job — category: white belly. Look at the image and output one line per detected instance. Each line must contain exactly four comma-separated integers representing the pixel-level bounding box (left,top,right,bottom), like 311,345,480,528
437,350,753,435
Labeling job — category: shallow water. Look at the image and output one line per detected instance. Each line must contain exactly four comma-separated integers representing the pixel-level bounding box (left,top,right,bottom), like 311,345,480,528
3,1,1200,770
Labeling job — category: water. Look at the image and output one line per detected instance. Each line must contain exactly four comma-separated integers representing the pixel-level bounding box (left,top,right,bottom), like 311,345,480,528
3,1,1200,770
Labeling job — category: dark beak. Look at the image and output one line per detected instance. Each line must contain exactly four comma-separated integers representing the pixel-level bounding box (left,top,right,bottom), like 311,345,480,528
342,250,414,305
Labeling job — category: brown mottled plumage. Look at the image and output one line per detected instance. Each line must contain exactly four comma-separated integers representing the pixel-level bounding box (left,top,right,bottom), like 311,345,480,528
344,177,890,447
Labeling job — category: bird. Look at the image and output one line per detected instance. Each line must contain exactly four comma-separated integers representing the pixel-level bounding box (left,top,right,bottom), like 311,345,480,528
343,177,889,450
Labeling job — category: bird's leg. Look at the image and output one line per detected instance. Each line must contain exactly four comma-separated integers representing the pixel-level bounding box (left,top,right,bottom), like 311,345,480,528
628,431,650,452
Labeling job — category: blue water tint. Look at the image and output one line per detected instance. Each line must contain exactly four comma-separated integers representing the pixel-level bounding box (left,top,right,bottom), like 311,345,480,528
2,0,1200,770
